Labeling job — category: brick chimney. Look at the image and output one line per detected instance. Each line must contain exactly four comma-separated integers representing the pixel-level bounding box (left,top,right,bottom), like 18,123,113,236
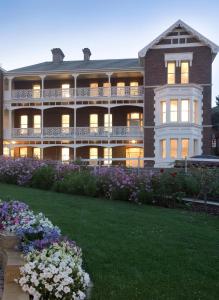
51,48,65,63
82,48,91,61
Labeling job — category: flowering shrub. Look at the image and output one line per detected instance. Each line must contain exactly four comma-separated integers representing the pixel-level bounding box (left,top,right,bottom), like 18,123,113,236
17,241,90,300
0,199,91,299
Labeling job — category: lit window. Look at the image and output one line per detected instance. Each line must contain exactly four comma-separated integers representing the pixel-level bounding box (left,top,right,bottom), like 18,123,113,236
193,100,198,124
62,84,70,98
33,84,41,98
181,61,189,84
33,147,41,159
62,114,70,134
117,82,125,96
160,140,166,159
160,101,166,123
167,62,175,84
3,146,10,157
20,115,28,135
90,83,98,97
126,148,143,168
20,147,28,157
170,100,178,122
103,82,111,97
104,114,112,132
62,147,70,162
104,148,112,165
89,147,98,165
181,100,189,122
127,112,143,127
89,114,98,133
181,139,189,158
33,115,41,134
130,82,139,96
170,139,178,159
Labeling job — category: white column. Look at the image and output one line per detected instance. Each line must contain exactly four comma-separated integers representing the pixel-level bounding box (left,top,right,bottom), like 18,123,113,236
72,74,78,161
166,138,170,160
8,109,12,139
8,77,14,99
177,138,181,159
166,98,170,123
189,98,193,123
106,72,113,165
40,75,46,98
189,138,193,158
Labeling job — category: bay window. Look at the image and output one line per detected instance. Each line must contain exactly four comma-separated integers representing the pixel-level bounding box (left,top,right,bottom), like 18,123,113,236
170,139,178,159
170,100,178,122
181,139,189,158
160,101,166,123
160,140,166,159
181,100,189,122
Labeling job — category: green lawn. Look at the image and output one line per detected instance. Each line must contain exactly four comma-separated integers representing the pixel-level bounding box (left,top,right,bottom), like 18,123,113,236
0,183,219,300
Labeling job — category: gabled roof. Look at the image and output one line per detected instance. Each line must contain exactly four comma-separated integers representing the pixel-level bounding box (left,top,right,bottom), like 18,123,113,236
138,19,219,58
6,58,142,75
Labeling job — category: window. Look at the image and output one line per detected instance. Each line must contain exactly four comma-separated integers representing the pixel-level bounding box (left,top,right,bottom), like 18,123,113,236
104,114,112,132
127,112,143,127
20,115,28,135
117,82,125,96
103,82,110,97
193,100,198,124
181,100,189,122
104,148,112,165
181,61,189,84
160,101,166,123
167,62,175,84
126,148,143,168
62,84,70,98
89,147,98,165
33,115,41,134
89,114,98,133
160,140,166,159
181,139,189,158
194,139,198,156
20,147,27,157
3,146,10,157
33,84,41,98
170,139,178,159
33,147,41,159
90,83,98,97
130,82,139,96
170,100,178,122
62,147,70,162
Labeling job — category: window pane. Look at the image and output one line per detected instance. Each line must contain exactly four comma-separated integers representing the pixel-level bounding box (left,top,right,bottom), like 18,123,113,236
127,112,143,127
167,62,175,84
3,146,10,157
126,148,143,168
181,100,189,122
170,139,178,159
20,115,28,135
170,100,178,122
161,101,166,123
33,148,41,159
104,114,112,132
33,84,41,98
90,114,98,133
181,61,189,84
103,82,110,97
62,147,70,162
89,147,98,165
104,148,112,165
20,147,27,157
181,139,189,158
90,83,98,97
117,82,125,96
62,115,70,127
62,84,70,98
130,82,139,96
160,140,166,159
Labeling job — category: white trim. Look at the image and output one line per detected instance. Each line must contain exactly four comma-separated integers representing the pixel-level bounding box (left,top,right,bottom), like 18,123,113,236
164,52,193,67
138,19,219,58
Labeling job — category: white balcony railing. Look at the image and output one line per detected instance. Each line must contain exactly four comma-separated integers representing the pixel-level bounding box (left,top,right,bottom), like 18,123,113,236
10,86,144,100
10,126,143,139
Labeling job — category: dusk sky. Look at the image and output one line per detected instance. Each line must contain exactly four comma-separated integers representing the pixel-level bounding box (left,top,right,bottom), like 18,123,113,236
0,0,218,104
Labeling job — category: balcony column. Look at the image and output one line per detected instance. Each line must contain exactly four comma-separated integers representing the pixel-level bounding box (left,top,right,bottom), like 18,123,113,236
8,76,14,99
8,109,12,139
106,72,113,165
190,98,193,123
40,75,46,98
72,73,79,161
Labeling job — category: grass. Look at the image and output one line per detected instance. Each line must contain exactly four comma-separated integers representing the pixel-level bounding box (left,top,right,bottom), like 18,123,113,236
0,183,219,300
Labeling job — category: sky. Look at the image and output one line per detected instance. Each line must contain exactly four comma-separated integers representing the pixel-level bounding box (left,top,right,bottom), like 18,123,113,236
0,0,218,105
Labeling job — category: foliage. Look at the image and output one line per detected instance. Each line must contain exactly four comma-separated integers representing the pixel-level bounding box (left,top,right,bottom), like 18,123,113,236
31,165,56,190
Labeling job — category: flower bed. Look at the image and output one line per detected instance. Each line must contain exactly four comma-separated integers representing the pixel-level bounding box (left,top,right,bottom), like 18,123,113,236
0,200,91,300
0,157,219,206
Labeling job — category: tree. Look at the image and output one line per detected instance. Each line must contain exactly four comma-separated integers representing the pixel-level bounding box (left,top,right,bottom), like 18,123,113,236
216,95,219,106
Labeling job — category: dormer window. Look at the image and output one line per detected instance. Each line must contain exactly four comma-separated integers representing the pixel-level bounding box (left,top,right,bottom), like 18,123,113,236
181,61,189,84
167,62,175,84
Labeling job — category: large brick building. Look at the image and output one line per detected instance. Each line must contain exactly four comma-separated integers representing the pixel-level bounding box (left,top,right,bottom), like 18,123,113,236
0,20,218,167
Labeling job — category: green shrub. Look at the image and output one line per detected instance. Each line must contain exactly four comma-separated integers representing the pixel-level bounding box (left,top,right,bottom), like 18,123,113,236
31,166,55,190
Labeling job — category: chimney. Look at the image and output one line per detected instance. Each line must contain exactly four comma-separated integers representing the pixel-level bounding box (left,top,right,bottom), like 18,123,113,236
51,48,65,63
82,48,91,61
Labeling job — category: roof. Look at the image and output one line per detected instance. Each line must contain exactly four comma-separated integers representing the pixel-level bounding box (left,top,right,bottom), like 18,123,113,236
138,19,219,58
6,58,142,74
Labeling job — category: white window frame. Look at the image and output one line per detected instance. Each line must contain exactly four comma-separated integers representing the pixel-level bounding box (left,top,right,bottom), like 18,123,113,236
170,100,178,122
62,84,70,98
181,61,189,84
181,100,189,122
167,62,176,84
89,114,98,133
